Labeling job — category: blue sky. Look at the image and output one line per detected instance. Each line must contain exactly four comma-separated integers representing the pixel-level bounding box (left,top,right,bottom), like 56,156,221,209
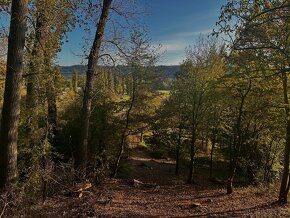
57,0,228,66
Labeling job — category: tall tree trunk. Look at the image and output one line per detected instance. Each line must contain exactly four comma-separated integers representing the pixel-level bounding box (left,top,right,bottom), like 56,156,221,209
112,130,126,178
226,80,251,194
188,119,196,184
227,176,234,194
0,0,28,189
77,0,113,175
26,57,39,135
263,140,273,183
26,12,45,138
175,125,182,175
209,140,215,178
279,73,290,203
112,81,135,178
227,141,234,194
227,136,240,194
226,133,239,193
46,68,57,147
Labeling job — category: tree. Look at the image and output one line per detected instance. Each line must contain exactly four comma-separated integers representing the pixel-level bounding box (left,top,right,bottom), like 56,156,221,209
25,0,75,145
217,0,290,203
0,0,28,189
112,30,159,177
77,0,113,175
206,87,224,179
224,76,253,194
16,1,76,190
71,70,78,94
26,0,46,139
174,37,224,183
153,91,187,175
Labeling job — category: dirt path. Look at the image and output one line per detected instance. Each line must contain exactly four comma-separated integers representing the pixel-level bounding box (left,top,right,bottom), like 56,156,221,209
27,149,289,217
123,148,186,185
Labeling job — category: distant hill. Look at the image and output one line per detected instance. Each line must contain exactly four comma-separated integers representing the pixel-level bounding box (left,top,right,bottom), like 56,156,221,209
61,65,180,80
61,65,86,79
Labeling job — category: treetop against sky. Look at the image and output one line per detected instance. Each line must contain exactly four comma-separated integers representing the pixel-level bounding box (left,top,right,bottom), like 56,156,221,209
57,0,227,66
0,0,227,66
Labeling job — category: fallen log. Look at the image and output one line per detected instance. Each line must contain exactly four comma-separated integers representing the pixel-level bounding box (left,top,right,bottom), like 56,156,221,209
131,179,157,188
64,182,93,198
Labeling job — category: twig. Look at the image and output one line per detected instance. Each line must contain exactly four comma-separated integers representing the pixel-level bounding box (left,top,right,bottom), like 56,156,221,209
0,202,10,218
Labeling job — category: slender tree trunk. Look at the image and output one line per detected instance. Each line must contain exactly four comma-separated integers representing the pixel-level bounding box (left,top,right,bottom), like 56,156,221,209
264,139,278,183
175,128,181,175
77,0,113,175
188,153,195,184
209,140,215,178
188,119,196,184
227,177,233,194
26,12,45,137
226,80,251,194
0,0,28,189
227,139,240,194
279,73,290,203
112,82,135,178
46,69,57,147
26,56,39,135
227,157,237,194
112,131,126,178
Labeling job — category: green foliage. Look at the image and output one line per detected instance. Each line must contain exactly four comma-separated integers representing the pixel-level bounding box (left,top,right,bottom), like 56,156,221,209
57,97,82,159
2,0,289,205
70,70,78,93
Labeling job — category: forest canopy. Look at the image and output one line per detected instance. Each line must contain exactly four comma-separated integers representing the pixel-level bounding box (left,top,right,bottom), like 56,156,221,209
0,0,289,217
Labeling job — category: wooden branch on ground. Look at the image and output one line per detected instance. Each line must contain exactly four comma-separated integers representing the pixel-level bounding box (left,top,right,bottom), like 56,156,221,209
131,179,158,188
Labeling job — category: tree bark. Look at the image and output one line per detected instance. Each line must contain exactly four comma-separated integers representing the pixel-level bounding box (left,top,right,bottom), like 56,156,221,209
227,177,234,194
209,140,215,178
77,0,113,175
227,144,238,194
175,125,182,175
188,118,196,184
46,68,57,147
0,0,28,189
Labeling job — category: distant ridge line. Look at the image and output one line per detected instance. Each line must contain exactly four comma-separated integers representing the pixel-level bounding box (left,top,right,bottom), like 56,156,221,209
61,65,180,79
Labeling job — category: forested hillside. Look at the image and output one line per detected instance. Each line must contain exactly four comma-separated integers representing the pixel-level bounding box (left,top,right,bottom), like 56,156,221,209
61,65,180,79
0,0,289,217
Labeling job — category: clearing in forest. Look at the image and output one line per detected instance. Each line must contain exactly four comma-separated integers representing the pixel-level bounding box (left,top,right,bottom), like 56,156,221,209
25,147,289,217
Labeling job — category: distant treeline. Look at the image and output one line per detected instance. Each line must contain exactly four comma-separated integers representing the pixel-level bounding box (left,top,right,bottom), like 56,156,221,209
61,65,180,80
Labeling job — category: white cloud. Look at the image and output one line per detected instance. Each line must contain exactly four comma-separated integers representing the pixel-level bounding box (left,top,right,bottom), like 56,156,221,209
172,29,212,38
162,42,187,52
152,26,215,66
158,56,184,65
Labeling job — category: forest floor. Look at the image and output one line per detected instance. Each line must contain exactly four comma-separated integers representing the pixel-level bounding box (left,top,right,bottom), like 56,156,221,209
10,147,290,217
